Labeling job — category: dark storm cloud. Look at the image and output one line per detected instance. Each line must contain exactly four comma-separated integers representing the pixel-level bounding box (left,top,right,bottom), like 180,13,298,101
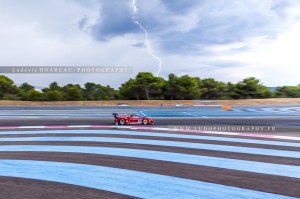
86,0,300,54
90,0,138,40
160,0,202,14
158,0,293,54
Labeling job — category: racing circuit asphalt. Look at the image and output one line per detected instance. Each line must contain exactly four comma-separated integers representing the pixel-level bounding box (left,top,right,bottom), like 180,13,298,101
1,129,300,198
0,105,299,132
1,106,300,198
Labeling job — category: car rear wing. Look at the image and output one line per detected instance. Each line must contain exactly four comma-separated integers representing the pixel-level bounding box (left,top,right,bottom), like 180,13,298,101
112,113,118,118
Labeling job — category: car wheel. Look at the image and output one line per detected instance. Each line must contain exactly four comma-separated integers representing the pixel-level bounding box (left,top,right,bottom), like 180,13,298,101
142,119,148,125
119,119,126,125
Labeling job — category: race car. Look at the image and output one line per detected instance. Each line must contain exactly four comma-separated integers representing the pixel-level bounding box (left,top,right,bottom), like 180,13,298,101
113,113,154,125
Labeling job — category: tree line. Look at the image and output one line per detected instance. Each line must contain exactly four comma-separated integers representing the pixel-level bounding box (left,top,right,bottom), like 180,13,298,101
0,73,299,101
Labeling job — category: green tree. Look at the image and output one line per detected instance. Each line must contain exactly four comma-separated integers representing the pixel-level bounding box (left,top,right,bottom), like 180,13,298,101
46,90,64,101
148,77,166,100
18,82,36,100
63,84,83,101
236,77,272,99
83,82,98,100
275,86,300,98
135,72,166,100
42,82,64,101
26,90,46,101
166,74,201,100
43,82,62,92
96,85,119,100
49,82,61,91
0,74,293,101
226,82,240,99
200,78,227,99
83,83,118,100
19,83,34,92
119,73,166,100
0,75,19,99
119,78,140,100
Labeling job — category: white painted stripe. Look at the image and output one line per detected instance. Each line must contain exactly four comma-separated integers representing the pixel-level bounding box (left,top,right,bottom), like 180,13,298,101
67,125,92,128
2,130,297,147
0,125,300,141
1,137,299,158
18,126,45,129
152,127,177,131
115,126,134,129
202,131,240,136
275,136,300,141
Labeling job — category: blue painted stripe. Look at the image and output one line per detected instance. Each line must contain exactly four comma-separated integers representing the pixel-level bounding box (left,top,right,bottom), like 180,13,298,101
278,107,300,113
259,108,300,115
1,130,299,148
0,145,299,178
261,108,277,112
0,160,296,199
232,108,243,112
0,136,299,158
245,108,258,112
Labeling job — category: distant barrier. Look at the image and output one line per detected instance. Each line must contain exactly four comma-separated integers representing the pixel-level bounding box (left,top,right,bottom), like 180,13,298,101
191,104,232,111
221,105,233,111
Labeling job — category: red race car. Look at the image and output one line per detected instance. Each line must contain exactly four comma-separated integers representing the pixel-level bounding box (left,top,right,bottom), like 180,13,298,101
113,113,154,125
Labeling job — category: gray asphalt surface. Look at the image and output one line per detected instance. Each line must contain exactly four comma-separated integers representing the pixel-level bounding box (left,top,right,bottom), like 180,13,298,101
0,106,299,132
2,129,300,198
0,117,299,126
1,107,300,198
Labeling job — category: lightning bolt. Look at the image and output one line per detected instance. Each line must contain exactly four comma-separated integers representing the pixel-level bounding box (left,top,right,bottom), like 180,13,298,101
131,0,162,76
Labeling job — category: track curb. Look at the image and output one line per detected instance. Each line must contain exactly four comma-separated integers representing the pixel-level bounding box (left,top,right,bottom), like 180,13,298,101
0,125,299,141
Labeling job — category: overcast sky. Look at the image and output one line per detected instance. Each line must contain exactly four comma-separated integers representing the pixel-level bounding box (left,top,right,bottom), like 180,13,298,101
1,0,300,88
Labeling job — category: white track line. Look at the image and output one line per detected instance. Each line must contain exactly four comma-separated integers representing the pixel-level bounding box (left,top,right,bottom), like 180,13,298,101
0,125,299,141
